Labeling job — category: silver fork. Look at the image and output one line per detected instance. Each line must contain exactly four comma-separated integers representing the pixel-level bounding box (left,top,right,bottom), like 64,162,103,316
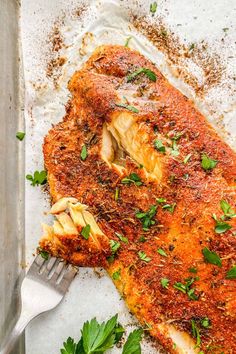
0,254,78,354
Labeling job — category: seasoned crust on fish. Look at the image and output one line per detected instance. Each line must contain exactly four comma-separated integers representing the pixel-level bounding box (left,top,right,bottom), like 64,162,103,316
42,45,236,353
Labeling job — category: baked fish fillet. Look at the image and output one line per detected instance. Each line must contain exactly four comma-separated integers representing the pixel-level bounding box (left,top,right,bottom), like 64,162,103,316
41,45,236,353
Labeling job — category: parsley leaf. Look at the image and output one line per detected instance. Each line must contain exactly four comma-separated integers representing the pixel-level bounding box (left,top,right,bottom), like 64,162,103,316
60,337,77,354
200,317,210,328
112,269,121,280
138,235,146,242
226,265,236,279
81,225,91,240
189,267,198,274
191,320,201,347
38,247,49,260
115,232,128,244
150,2,157,15
82,315,118,353
156,197,166,203
162,203,176,214
81,145,88,161
138,251,151,263
122,329,143,354
110,240,121,254
127,68,156,82
212,214,231,234
201,153,218,171
121,173,142,186
220,200,236,218
135,205,157,231
157,248,167,257
160,278,169,289
174,277,199,300
26,170,47,186
154,139,165,153
16,131,25,141
202,247,222,267
124,36,132,47
171,140,179,157
115,103,139,113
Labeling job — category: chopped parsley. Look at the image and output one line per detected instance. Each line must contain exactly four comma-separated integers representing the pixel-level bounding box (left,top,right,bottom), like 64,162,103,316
212,214,231,234
160,278,169,289
220,200,236,218
110,240,121,254
150,1,157,15
26,170,47,186
138,235,146,242
114,187,119,201
184,153,192,164
171,140,179,157
189,43,195,51
138,251,151,263
115,232,128,244
121,173,142,186
157,248,167,257
202,247,222,267
189,267,198,274
191,320,201,347
162,203,176,214
112,269,121,280
124,36,132,47
226,265,236,279
16,131,25,141
156,197,166,203
154,139,166,153
80,145,88,161
201,317,210,328
174,277,199,300
201,153,218,171
38,248,49,260
115,102,139,113
127,67,156,82
135,205,157,231
81,224,91,240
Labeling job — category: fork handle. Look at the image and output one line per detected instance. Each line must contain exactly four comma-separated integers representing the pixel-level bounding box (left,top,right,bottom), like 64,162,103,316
0,309,33,354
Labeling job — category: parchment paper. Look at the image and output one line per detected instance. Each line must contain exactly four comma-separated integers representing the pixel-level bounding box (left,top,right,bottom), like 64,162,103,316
20,0,236,353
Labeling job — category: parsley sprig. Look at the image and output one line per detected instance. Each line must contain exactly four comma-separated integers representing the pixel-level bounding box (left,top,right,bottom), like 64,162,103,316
60,315,142,354
136,205,157,231
26,170,47,186
121,173,142,186
127,67,156,83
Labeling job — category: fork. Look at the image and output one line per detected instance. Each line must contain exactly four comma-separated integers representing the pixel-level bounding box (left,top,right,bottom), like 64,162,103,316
0,254,78,354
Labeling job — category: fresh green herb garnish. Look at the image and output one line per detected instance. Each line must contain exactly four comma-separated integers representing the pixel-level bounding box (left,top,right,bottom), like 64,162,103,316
171,140,179,157
80,145,88,161
135,205,157,231
121,173,142,186
202,247,222,267
156,197,166,203
26,170,47,186
191,320,201,347
16,131,25,141
220,200,236,218
201,153,218,171
115,102,139,113
157,248,167,257
138,235,146,242
189,43,195,51
114,187,119,201
160,278,169,289
127,67,156,83
110,240,121,254
150,1,157,15
184,153,192,164
223,27,229,32
81,225,91,240
107,255,115,264
112,269,121,280
115,232,128,244
124,36,132,47
226,265,236,279
138,251,152,263
60,337,77,354
212,214,231,234
162,203,176,214
189,267,198,273
174,277,199,300
122,329,143,354
38,248,49,260
201,317,210,328
154,139,165,153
